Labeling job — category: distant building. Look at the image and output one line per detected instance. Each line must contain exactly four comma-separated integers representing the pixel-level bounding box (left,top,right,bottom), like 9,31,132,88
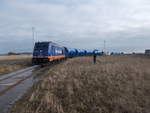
145,49,150,56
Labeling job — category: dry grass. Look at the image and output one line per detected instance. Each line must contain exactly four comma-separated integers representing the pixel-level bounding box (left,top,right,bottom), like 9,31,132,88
0,55,32,75
10,55,150,113
0,55,32,61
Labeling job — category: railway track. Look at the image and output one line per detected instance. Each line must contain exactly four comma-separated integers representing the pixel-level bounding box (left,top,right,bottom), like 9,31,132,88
0,65,39,95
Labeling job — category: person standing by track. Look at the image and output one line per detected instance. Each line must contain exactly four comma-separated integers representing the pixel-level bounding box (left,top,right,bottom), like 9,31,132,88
93,52,97,64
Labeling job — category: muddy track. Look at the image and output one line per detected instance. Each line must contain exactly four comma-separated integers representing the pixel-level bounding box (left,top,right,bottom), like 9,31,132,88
0,65,39,95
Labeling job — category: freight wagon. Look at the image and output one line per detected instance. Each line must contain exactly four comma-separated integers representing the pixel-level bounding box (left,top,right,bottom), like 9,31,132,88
65,48,78,58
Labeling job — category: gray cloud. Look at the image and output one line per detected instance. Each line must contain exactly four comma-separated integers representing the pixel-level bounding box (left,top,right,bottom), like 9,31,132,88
0,0,150,53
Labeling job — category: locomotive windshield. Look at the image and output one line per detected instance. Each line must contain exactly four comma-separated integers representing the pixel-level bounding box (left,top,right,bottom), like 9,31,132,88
34,43,48,51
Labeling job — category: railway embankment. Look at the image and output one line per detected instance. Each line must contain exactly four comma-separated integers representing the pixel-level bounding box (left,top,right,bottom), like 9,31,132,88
10,56,150,113
0,55,32,75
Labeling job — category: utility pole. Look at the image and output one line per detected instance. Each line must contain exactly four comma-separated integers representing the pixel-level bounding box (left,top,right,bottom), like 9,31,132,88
104,40,106,54
32,27,35,47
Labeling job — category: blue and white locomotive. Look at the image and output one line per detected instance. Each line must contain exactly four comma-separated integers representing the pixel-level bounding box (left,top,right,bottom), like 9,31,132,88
32,42,66,63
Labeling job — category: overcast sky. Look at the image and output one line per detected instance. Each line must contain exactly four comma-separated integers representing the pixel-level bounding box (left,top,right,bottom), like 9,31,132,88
0,0,150,53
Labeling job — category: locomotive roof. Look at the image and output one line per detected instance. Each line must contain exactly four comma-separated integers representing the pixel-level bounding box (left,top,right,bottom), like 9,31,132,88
35,41,64,48
36,41,52,44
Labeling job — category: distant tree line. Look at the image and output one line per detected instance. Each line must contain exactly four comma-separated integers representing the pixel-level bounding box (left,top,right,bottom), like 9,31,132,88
8,52,20,55
7,52,32,55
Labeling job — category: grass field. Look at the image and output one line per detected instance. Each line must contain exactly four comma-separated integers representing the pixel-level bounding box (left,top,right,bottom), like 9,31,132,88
10,55,150,113
0,55,32,75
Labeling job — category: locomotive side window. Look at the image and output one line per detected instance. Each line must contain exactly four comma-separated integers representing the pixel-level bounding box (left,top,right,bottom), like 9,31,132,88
55,48,63,55
51,46,55,56
48,44,51,56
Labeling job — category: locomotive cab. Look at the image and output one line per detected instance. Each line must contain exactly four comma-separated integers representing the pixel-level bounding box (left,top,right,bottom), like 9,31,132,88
32,42,49,64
